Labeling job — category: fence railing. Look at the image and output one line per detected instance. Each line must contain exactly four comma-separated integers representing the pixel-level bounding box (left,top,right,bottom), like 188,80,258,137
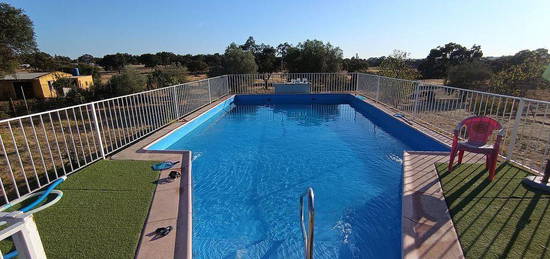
1,72,548,205
0,76,229,206
226,73,357,94
355,72,550,173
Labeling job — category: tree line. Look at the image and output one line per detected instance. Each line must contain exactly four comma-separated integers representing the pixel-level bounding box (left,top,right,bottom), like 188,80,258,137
1,2,549,107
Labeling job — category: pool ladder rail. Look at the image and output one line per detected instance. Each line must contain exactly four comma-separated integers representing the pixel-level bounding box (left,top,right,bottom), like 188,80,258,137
300,187,315,259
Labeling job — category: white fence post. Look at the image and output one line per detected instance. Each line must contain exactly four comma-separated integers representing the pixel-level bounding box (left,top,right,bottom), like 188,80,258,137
506,98,525,161
90,103,105,159
413,81,421,117
207,79,212,103
376,76,380,101
173,86,179,119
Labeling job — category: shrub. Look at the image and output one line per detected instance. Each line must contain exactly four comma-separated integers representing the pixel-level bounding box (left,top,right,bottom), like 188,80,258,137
106,69,146,96
446,61,492,89
146,66,188,89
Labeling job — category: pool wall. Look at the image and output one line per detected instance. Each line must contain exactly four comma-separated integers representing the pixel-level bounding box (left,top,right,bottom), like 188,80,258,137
146,95,236,150
146,94,449,152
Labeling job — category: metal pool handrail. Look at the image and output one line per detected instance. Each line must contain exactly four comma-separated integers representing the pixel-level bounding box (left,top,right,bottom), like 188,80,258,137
300,187,315,259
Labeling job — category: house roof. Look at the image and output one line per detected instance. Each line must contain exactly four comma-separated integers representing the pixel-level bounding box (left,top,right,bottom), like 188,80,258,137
1,72,50,80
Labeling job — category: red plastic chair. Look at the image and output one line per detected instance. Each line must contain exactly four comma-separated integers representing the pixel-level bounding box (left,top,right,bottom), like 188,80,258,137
448,116,504,180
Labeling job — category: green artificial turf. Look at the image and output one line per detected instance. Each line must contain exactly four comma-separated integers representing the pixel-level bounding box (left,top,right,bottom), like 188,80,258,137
436,162,550,258
0,160,159,259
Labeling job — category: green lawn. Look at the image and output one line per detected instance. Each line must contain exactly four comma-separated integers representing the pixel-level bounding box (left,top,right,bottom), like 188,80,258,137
436,162,550,258
1,160,159,259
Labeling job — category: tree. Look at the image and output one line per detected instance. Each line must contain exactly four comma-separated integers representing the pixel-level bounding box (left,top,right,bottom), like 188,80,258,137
106,69,146,96
284,40,343,73
20,51,56,71
378,50,420,80
53,55,72,68
98,53,133,71
138,53,161,68
240,36,259,53
77,54,95,64
418,42,483,78
187,60,208,72
343,56,369,72
276,42,292,70
366,57,385,67
236,37,280,86
256,45,278,88
486,48,550,73
156,52,178,66
446,61,493,89
0,3,37,76
223,43,257,74
490,52,550,96
204,54,224,76
146,66,188,89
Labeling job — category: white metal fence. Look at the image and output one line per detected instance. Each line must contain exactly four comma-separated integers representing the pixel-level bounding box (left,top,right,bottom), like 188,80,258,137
0,76,229,206
1,72,548,205
356,73,550,173
226,73,357,94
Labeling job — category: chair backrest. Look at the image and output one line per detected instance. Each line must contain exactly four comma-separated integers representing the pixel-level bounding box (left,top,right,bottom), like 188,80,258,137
457,116,502,145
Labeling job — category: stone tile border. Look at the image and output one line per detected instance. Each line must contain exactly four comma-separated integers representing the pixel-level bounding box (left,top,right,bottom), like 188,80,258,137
402,151,464,259
135,152,190,259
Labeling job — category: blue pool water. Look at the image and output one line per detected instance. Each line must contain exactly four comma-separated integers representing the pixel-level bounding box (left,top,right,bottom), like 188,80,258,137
148,94,447,258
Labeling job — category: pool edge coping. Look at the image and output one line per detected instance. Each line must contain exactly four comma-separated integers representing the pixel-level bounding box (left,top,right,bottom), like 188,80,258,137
135,151,192,259
402,151,465,259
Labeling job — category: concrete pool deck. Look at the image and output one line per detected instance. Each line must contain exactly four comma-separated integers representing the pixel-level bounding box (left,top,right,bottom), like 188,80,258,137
135,151,192,259
402,151,465,259
114,93,470,258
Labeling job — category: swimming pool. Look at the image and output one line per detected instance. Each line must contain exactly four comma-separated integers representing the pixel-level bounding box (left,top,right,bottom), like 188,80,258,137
147,94,448,258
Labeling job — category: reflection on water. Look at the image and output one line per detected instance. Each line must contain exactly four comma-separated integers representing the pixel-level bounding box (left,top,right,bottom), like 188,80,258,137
226,104,359,126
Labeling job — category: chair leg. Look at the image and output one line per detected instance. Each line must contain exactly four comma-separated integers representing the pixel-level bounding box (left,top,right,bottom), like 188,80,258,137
488,153,498,181
457,150,465,164
448,148,457,172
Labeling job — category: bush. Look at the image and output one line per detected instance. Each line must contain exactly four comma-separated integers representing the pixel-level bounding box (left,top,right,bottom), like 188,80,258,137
377,50,420,80
223,43,258,74
106,69,146,96
446,61,492,89
284,40,342,73
146,66,188,89
489,55,550,96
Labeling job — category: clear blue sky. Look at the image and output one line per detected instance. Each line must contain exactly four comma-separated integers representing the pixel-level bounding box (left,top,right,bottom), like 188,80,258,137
5,0,550,59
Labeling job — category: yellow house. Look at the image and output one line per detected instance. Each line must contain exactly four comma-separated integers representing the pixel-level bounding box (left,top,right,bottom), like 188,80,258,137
0,72,93,100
